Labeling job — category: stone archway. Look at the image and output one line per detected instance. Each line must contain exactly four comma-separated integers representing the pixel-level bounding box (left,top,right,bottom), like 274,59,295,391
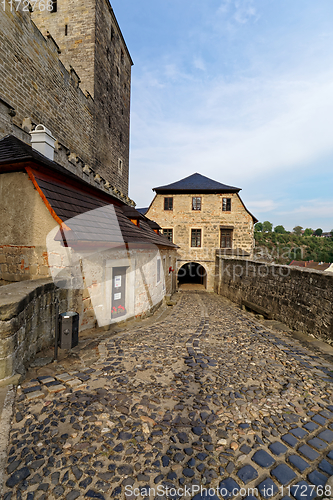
177,262,207,289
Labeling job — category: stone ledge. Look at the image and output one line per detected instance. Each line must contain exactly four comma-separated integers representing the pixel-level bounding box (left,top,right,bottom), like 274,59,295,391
0,278,54,321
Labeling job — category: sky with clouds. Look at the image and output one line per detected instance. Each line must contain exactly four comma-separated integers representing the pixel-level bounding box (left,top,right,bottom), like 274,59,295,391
111,0,333,231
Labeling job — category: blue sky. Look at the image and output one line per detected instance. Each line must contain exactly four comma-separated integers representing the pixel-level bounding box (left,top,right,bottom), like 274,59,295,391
111,0,333,231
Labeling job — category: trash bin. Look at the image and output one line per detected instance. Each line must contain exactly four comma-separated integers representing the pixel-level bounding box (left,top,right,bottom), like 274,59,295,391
58,312,79,349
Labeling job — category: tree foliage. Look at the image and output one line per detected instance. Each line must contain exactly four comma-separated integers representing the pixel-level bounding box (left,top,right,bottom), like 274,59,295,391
262,221,273,232
274,225,287,234
293,226,303,236
315,228,323,236
254,222,263,232
303,228,313,236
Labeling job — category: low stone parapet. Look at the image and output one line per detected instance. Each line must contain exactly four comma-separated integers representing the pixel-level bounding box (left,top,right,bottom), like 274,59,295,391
215,256,333,342
0,279,84,381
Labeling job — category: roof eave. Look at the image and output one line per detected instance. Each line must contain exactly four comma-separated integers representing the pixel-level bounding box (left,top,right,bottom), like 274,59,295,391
153,188,241,194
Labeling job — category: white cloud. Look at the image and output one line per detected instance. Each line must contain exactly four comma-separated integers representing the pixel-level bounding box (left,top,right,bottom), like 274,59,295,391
131,69,333,188
217,0,258,24
193,56,206,71
245,199,279,213
279,200,333,219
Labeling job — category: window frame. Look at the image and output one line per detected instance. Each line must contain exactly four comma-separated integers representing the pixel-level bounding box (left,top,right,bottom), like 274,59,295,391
157,258,161,284
118,158,123,175
220,229,233,249
163,228,173,242
192,196,202,211
164,197,173,211
191,228,202,248
222,197,232,212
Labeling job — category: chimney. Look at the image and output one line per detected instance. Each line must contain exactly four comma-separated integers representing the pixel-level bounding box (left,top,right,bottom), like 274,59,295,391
30,124,56,161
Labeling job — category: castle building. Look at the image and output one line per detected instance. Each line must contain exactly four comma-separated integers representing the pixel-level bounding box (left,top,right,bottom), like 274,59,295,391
0,0,131,194
144,173,257,291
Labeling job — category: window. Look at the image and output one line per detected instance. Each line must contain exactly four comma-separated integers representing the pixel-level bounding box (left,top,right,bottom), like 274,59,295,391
192,197,201,211
164,197,173,211
157,258,161,284
51,0,57,12
121,50,124,64
65,24,68,36
119,132,123,143
221,230,232,248
111,26,115,41
222,198,231,211
163,228,173,242
191,229,202,248
118,159,123,175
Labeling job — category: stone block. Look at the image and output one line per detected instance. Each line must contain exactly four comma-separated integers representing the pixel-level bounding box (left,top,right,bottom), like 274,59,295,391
0,354,14,380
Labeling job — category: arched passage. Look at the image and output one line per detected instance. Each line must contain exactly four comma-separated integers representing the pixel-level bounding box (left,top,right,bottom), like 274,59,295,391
177,262,207,289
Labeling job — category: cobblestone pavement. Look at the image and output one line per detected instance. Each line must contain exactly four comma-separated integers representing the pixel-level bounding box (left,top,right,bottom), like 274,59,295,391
2,292,333,500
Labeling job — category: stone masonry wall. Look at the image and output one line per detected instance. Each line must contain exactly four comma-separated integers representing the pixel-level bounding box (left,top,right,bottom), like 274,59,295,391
215,256,333,342
146,192,255,291
31,0,131,195
0,279,92,381
0,1,130,195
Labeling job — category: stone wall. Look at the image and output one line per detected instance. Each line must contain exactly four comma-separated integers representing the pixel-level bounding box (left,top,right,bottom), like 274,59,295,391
31,0,132,195
215,256,333,342
0,0,131,195
146,192,255,290
0,279,89,381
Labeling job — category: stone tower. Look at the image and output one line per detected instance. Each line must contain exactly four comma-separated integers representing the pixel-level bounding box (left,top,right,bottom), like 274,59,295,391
32,0,133,196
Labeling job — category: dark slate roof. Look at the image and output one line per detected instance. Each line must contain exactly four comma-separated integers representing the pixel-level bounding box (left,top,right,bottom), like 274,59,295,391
153,173,240,193
136,207,148,215
32,171,176,248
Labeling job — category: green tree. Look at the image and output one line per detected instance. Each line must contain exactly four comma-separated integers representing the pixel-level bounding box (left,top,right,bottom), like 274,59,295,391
303,228,313,236
262,221,273,232
274,225,287,234
293,226,303,236
254,222,263,232
315,228,323,236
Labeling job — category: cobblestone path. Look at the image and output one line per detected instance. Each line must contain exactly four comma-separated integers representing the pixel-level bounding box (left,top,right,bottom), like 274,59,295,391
2,292,333,500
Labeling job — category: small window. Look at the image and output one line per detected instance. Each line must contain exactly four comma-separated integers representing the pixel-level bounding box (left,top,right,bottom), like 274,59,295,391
121,108,124,115
222,198,231,211
221,230,232,248
51,0,57,12
164,197,173,211
191,229,201,248
192,197,201,211
118,159,123,175
163,229,173,242
119,133,123,143
157,258,161,284
116,66,119,77
111,26,115,41
121,49,124,64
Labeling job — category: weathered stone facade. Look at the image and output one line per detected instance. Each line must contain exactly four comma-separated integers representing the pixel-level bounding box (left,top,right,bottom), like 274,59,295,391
146,191,255,291
215,256,333,342
0,172,57,283
0,0,131,194
0,278,87,381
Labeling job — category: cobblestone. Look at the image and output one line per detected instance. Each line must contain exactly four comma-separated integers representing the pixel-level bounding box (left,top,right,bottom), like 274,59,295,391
2,292,333,499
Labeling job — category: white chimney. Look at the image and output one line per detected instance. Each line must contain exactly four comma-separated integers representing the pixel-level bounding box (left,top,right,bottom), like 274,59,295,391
30,124,56,161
